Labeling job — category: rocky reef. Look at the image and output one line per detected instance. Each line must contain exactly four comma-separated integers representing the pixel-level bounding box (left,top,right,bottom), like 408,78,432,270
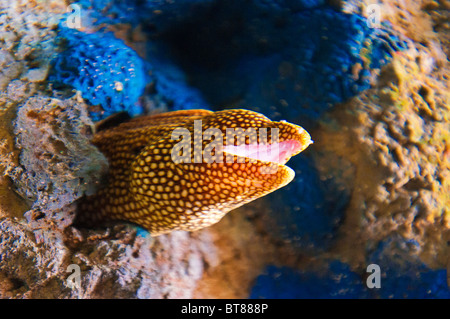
0,0,449,298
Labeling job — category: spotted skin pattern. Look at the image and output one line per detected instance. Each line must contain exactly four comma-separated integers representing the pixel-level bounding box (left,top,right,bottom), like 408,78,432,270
77,109,312,236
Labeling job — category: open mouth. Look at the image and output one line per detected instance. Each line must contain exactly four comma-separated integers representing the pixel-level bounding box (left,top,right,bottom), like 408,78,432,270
223,139,312,165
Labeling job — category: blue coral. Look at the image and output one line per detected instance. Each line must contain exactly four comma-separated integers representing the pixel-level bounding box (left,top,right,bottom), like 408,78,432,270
61,2,407,125
236,7,409,125
276,8,407,119
74,0,143,25
377,265,450,299
253,0,325,12
263,155,349,252
250,237,450,299
50,25,146,120
367,237,450,299
128,3,407,126
149,59,210,111
74,0,215,28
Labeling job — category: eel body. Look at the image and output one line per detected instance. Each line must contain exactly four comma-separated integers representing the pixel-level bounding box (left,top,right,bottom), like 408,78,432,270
77,109,312,236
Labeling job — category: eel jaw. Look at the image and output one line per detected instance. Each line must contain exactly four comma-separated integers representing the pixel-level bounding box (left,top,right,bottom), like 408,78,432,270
222,128,313,166
222,124,312,195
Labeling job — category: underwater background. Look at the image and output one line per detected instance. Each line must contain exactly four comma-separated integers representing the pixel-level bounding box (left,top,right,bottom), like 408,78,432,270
0,0,449,298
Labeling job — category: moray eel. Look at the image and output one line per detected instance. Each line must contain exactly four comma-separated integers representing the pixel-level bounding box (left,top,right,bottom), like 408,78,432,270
76,109,312,236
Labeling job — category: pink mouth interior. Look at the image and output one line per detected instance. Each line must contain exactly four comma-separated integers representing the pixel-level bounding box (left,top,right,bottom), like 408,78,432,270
223,140,303,164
